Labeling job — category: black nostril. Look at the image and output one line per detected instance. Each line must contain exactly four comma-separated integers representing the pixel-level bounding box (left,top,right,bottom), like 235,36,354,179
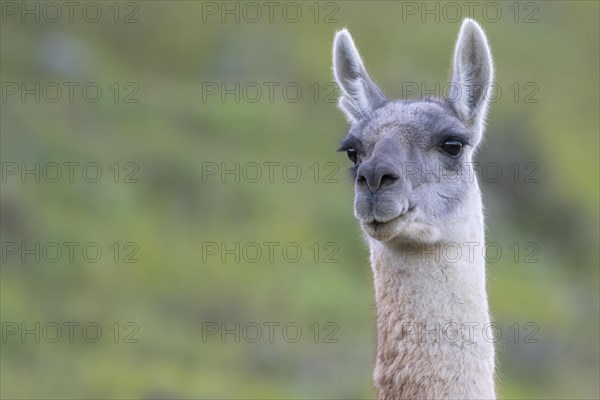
380,174,398,188
357,175,367,184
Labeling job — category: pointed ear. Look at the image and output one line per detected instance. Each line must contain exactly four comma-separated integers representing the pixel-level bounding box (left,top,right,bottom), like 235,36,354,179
448,19,494,143
332,29,386,123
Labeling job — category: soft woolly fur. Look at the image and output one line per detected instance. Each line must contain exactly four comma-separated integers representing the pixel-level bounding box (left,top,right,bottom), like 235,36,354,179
332,19,496,399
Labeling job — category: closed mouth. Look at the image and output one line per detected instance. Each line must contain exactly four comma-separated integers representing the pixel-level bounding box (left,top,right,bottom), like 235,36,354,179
365,205,415,227
369,215,401,228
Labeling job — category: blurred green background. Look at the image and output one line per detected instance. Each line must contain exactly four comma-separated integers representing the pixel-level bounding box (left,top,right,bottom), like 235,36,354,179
1,1,598,399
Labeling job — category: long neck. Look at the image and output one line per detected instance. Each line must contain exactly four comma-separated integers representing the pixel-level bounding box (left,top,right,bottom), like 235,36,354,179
369,207,495,399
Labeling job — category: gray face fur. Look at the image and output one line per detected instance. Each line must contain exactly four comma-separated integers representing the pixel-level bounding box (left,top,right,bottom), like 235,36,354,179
333,19,494,244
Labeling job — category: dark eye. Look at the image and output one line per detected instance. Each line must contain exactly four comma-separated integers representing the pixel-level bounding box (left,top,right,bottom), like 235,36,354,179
346,148,358,164
441,140,463,157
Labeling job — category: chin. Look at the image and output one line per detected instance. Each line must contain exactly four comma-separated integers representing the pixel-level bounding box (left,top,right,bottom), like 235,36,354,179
361,217,405,242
